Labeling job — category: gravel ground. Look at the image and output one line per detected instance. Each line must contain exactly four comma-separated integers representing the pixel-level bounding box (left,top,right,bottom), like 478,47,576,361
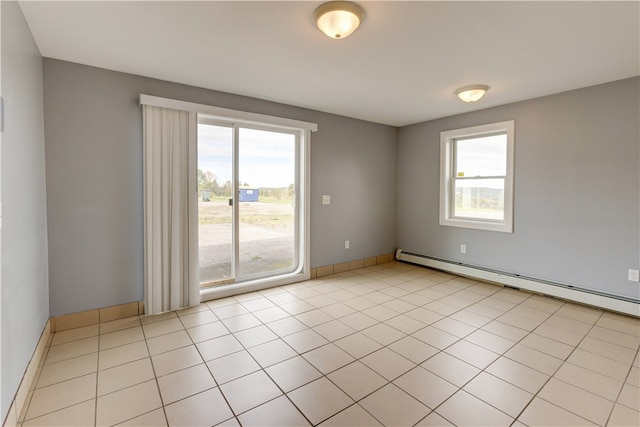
198,201,296,284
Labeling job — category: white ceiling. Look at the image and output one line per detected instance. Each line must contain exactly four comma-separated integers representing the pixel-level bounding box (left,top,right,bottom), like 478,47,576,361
20,1,640,127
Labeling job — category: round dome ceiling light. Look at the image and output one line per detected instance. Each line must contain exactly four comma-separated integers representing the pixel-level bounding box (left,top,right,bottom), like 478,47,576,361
456,85,489,102
313,1,364,39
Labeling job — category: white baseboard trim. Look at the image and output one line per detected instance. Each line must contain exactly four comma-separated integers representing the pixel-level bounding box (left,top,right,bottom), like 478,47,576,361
396,249,640,318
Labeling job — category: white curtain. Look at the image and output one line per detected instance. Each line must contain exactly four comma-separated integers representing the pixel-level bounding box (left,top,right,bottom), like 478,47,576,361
142,105,200,315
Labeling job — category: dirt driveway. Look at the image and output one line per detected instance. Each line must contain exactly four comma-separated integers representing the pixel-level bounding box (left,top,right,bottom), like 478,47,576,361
198,201,295,283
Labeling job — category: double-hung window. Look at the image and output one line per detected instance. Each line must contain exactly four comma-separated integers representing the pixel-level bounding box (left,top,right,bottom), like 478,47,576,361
440,120,515,233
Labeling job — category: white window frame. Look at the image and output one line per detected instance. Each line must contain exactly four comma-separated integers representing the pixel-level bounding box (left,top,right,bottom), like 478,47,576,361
439,120,515,233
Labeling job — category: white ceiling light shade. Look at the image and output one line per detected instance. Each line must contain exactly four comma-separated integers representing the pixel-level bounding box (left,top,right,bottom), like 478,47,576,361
456,85,489,102
313,1,364,39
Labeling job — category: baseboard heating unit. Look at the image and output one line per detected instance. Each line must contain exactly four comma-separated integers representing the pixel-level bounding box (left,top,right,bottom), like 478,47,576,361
395,249,640,317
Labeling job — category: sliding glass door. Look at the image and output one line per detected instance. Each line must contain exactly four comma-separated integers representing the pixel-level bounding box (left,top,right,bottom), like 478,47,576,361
237,127,297,278
197,122,233,285
197,118,299,288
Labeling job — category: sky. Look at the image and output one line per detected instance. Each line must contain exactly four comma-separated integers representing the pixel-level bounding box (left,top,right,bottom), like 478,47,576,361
197,124,295,188
198,124,504,190
455,134,507,189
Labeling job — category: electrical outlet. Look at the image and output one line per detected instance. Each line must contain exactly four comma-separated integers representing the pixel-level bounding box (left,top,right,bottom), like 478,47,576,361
629,269,640,282
345,240,350,249
460,244,466,254
322,195,330,205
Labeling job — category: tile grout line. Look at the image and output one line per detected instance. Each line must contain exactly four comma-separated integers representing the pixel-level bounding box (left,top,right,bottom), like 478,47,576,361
405,283,550,425
263,269,515,425
537,311,640,426
21,336,91,424
602,319,640,427
17,263,640,427
211,301,315,426
255,266,580,425
408,281,605,425
499,306,629,426
105,297,632,427
225,266,424,425
93,325,99,427
121,315,173,425
497,300,585,426
462,288,617,424
178,306,244,427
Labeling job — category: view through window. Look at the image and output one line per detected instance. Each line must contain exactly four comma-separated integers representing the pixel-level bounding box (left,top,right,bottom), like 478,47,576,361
197,121,297,287
453,133,507,221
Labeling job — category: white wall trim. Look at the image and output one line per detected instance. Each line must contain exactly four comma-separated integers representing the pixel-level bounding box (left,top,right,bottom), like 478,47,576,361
396,249,640,317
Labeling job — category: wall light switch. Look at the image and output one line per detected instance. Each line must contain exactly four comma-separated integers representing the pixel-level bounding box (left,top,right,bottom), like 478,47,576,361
322,195,330,205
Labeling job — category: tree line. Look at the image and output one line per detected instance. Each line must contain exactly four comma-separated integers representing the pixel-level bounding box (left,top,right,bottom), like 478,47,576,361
198,169,294,200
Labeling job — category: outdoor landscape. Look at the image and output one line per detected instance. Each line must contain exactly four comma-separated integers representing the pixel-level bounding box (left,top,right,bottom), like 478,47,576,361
198,169,296,286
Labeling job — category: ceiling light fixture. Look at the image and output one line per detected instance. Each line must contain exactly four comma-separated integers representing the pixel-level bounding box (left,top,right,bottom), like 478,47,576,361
313,1,364,39
455,85,489,102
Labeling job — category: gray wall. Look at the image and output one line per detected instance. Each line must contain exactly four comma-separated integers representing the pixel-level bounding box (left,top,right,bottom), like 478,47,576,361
397,77,640,300
1,2,50,420
43,59,397,316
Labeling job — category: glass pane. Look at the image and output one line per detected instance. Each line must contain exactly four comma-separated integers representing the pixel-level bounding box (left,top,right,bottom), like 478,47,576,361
454,178,505,221
455,134,507,177
238,128,296,278
198,123,233,285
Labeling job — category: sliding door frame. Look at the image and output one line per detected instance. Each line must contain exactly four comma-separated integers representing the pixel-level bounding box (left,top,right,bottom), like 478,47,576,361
140,94,316,301
234,123,302,282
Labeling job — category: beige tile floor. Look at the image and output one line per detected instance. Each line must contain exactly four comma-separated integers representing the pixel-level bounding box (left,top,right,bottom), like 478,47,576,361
18,262,640,426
